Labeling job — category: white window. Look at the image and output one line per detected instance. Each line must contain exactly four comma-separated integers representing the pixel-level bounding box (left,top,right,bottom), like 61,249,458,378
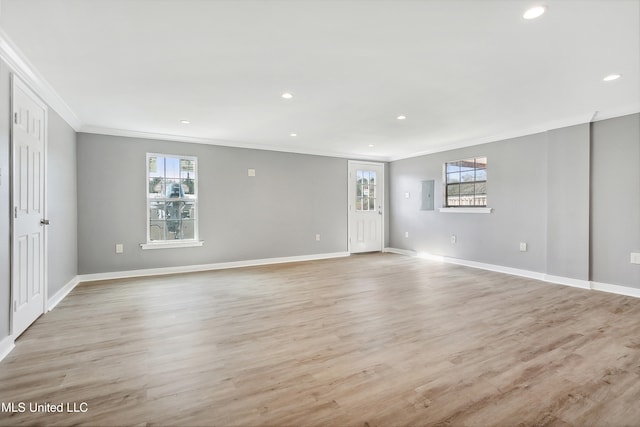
144,153,200,248
444,157,487,207
355,169,378,211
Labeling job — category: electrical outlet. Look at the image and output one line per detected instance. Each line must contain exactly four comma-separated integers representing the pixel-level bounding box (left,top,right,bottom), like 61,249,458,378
451,235,456,244
631,252,640,264
315,234,321,241
404,231,409,238
248,168,256,177
115,244,124,254
404,192,410,199
520,242,527,252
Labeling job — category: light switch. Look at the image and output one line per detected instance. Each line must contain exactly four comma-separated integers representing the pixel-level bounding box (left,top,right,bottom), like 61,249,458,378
248,168,256,177
520,242,527,252
405,192,410,199
631,253,640,264
115,244,124,254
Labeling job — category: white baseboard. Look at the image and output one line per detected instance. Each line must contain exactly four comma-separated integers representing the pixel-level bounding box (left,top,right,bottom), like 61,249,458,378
0,335,15,363
441,256,546,281
544,274,591,290
385,247,639,298
591,281,640,298
383,247,416,257
78,251,351,283
47,276,81,311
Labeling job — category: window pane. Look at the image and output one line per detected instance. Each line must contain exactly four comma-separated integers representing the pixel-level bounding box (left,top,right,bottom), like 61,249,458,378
166,157,180,178
446,162,460,173
369,198,375,210
167,220,182,239
150,201,166,220
370,171,376,185
149,156,164,178
149,220,166,241
448,197,460,206
447,172,460,183
459,159,475,172
356,197,363,210
474,196,487,206
180,159,195,179
476,169,487,181
182,201,196,219
475,157,487,168
149,178,165,196
356,183,362,197
461,170,475,182
181,179,195,197
475,181,487,195
356,170,363,183
181,220,195,240
460,183,475,196
166,200,184,221
166,180,183,198
447,183,460,197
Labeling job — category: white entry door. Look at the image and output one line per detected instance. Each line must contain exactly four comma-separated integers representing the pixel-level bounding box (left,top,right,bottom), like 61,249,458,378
348,161,384,253
11,76,48,338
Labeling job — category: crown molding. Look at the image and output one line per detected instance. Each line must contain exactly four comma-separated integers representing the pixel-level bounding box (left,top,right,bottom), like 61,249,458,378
0,28,82,130
79,125,390,161
388,108,640,162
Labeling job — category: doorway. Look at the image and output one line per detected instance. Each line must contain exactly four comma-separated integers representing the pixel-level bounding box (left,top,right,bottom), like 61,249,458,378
11,75,48,338
348,161,384,253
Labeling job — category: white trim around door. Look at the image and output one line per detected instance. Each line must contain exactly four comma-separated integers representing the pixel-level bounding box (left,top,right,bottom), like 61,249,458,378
348,160,385,253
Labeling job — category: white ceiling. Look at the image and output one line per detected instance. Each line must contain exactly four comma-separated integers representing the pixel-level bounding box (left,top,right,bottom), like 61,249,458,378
0,0,638,161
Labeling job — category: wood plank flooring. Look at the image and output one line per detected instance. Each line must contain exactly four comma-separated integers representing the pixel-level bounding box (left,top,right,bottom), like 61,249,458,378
2,253,640,426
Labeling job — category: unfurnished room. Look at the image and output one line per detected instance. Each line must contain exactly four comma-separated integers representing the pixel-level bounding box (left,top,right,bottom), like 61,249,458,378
0,0,639,426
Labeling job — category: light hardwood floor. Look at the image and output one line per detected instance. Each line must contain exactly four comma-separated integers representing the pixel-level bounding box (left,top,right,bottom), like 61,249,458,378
2,253,640,426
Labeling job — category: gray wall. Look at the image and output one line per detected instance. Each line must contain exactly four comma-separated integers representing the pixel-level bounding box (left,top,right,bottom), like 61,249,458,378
591,113,640,287
546,124,590,280
389,132,549,272
77,133,348,274
389,116,639,288
47,109,78,295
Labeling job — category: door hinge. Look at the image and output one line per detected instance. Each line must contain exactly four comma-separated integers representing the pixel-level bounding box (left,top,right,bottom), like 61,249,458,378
14,300,17,312
14,207,17,219
14,112,18,124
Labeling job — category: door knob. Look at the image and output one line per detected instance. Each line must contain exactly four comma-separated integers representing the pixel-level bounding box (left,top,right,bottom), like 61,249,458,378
40,219,50,226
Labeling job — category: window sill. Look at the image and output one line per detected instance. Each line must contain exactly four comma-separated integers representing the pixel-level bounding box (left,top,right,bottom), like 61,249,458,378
439,207,493,214
140,241,204,250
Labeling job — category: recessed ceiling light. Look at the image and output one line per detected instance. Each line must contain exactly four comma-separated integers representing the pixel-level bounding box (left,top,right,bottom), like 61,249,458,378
397,115,407,120
290,133,297,137
180,120,190,124
281,92,293,99
368,144,375,147
603,74,622,82
523,6,546,20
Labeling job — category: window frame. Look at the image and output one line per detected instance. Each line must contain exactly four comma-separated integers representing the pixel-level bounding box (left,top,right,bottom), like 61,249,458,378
440,156,492,214
141,152,203,250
